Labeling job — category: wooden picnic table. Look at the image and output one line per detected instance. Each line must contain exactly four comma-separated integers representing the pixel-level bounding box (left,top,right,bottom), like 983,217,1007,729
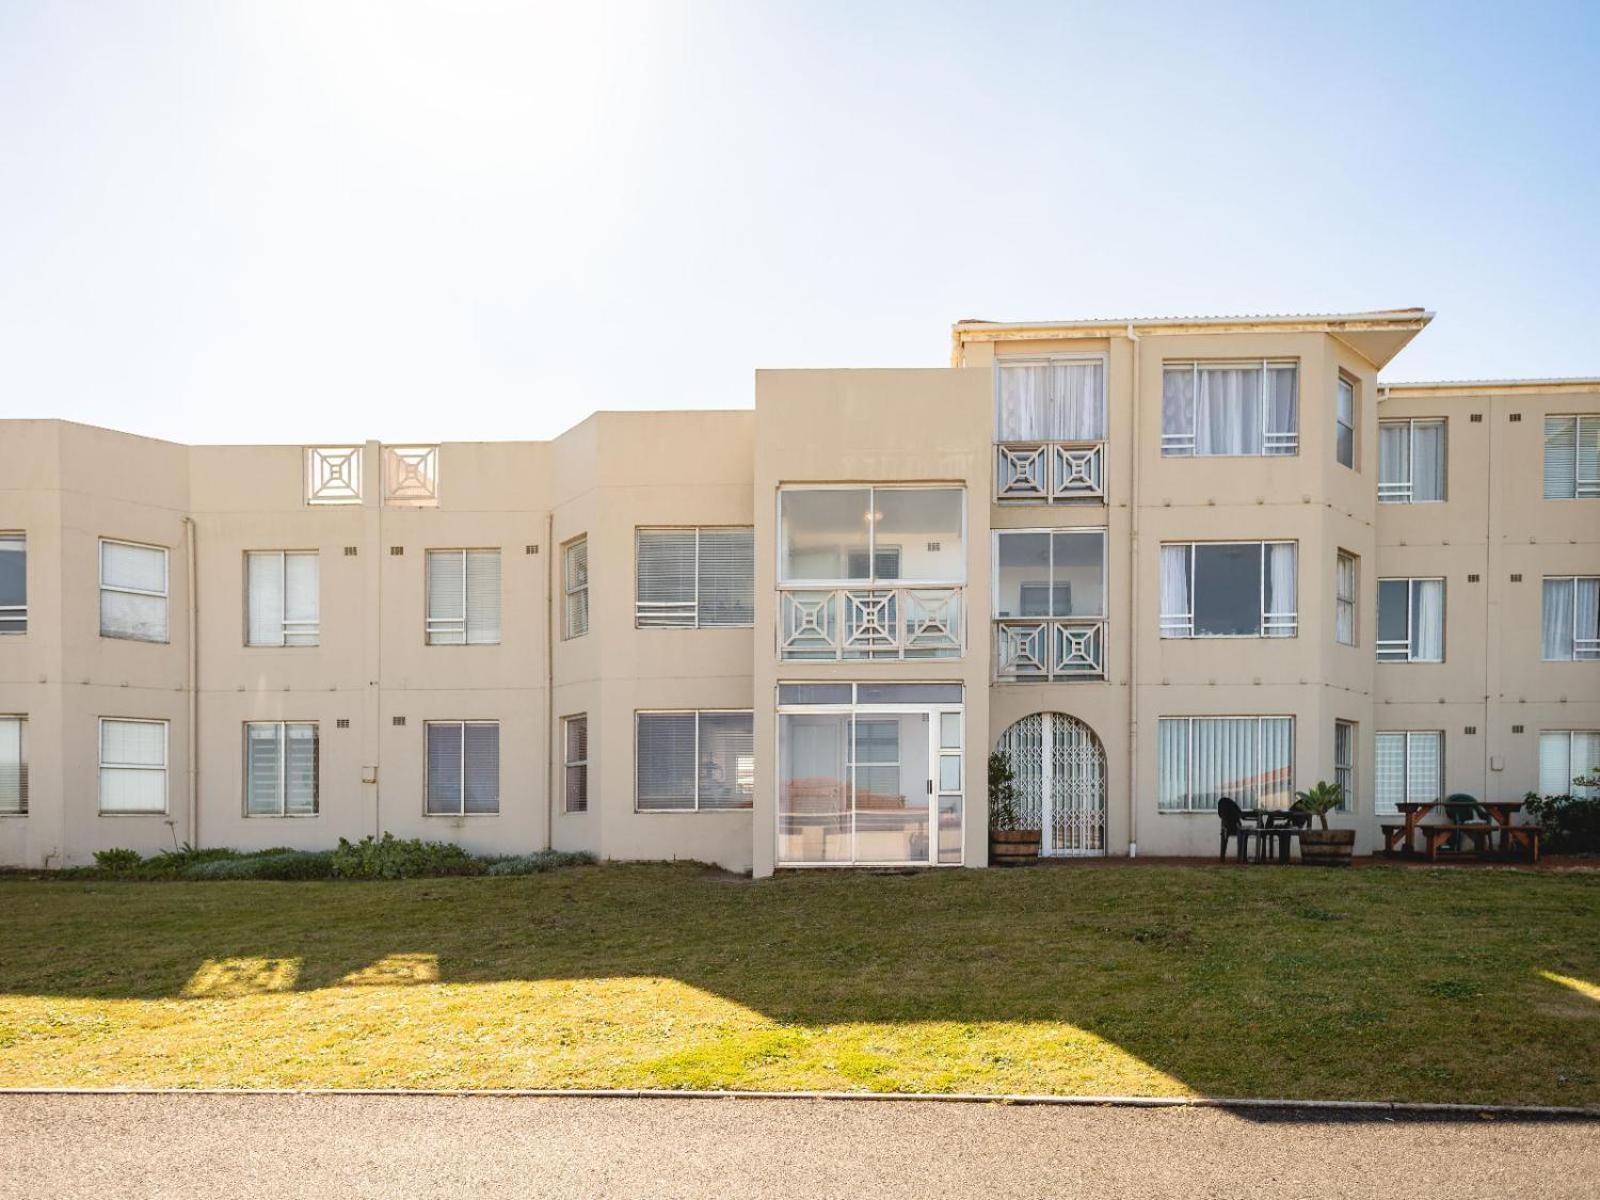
1380,800,1537,861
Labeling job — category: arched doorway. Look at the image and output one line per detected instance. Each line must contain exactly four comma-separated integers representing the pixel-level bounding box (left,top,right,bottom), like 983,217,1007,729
996,713,1106,857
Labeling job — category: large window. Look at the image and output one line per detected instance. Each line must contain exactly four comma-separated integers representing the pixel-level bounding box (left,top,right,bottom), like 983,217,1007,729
563,716,589,813
1161,361,1298,457
994,529,1105,619
1157,716,1294,812
1160,541,1297,638
562,537,589,639
635,711,754,812
1334,720,1355,811
1539,731,1599,799
0,717,25,816
426,549,501,645
995,357,1106,441
100,539,168,642
245,722,319,816
1374,731,1442,816
1335,375,1357,468
1377,578,1445,662
779,486,964,585
1541,577,1600,661
99,718,168,814
1543,415,1600,499
1336,551,1358,646
777,682,963,866
246,551,319,646
0,535,24,634
1378,418,1446,503
636,527,754,628
424,721,499,816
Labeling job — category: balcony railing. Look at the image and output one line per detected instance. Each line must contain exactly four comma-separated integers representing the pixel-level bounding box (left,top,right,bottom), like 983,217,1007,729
780,587,963,660
994,618,1106,681
995,441,1105,502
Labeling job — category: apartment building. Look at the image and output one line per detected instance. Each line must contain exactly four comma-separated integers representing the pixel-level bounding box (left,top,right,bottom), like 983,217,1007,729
1,309,1596,874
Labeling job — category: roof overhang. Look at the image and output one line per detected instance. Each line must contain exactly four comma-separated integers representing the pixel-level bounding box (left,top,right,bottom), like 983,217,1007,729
1379,377,1600,401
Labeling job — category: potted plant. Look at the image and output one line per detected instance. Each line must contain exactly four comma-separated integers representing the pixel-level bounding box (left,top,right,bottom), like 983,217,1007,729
1292,780,1355,866
988,751,1040,866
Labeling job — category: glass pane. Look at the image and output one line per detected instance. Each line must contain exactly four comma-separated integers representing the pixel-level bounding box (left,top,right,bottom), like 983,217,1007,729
697,528,754,626
1161,366,1194,453
245,724,282,816
699,712,754,810
283,553,319,646
1374,733,1405,814
636,529,696,624
100,767,165,813
1412,420,1446,501
285,724,319,816
873,488,963,583
994,532,1049,619
636,713,697,811
777,683,852,706
0,536,24,612
939,753,961,792
462,724,499,813
1195,366,1263,455
1189,717,1259,811
101,589,168,642
853,713,930,864
101,540,166,593
855,683,962,705
1377,580,1410,645
425,724,462,815
1378,423,1410,498
1052,530,1105,617
1156,719,1189,811
246,553,285,647
1192,543,1262,636
939,712,961,749
938,792,961,864
778,714,851,863
779,489,870,583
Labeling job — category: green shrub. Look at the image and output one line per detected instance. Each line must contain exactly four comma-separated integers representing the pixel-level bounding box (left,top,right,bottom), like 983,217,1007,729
329,834,484,880
485,849,597,876
92,848,141,874
1523,792,1600,854
182,850,336,881
139,845,241,878
988,751,1022,832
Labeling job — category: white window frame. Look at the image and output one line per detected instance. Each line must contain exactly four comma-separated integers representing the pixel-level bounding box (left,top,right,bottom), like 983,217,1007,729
0,715,26,816
1542,576,1600,661
776,484,968,588
1335,374,1357,469
991,528,1107,619
425,548,501,645
1374,730,1443,816
99,537,170,643
243,721,320,818
635,526,755,628
1156,715,1295,813
1378,417,1447,503
98,717,169,815
1376,577,1446,663
0,533,24,635
1539,731,1599,799
563,536,589,639
245,550,320,647
1160,540,1298,639
563,714,589,814
1336,550,1358,647
1333,719,1355,812
423,720,500,817
1160,359,1300,457
1543,415,1600,500
635,709,755,813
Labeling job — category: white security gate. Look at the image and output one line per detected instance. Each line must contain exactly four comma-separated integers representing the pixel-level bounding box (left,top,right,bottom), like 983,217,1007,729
996,713,1106,857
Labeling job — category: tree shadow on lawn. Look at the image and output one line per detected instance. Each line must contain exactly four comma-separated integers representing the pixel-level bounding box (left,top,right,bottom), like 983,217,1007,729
2,862,1598,1103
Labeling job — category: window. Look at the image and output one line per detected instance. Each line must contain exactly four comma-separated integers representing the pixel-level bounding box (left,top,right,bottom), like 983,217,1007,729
1378,418,1446,502
99,718,168,814
244,722,319,816
1539,732,1599,798
636,711,754,811
1160,542,1297,638
1335,375,1357,468
1156,716,1294,812
1377,578,1445,662
994,529,1106,618
1333,720,1355,811
1543,415,1600,499
995,357,1106,441
1161,361,1298,456
0,717,26,815
636,527,755,627
1541,577,1600,661
99,539,168,642
246,551,319,646
563,537,589,639
1336,551,1358,646
563,716,589,813
424,721,499,815
778,486,965,585
1374,731,1442,815
0,534,24,634
426,549,501,645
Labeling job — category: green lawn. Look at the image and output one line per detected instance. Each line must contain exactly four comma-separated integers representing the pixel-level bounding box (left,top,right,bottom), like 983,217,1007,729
1,863,1596,1105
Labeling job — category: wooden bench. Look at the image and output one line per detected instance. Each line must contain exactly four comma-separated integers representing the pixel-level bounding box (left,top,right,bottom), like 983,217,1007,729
1379,823,1412,854
1500,825,1543,864
1418,824,1498,861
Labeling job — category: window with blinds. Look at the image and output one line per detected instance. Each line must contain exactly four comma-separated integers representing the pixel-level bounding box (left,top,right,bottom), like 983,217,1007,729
426,549,501,644
0,534,24,635
1539,731,1599,798
1543,415,1600,499
425,721,500,815
245,722,319,816
636,711,754,812
636,527,754,627
99,718,168,814
563,537,589,638
100,539,168,642
1156,716,1294,812
246,551,320,646
0,716,26,815
1374,731,1443,815
563,715,589,813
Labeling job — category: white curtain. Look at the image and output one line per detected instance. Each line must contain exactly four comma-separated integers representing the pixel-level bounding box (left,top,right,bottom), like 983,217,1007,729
1410,579,1444,660
1161,367,1195,452
1411,421,1446,501
998,362,1104,441
1543,578,1574,660
1336,553,1357,645
1378,422,1410,499
1263,543,1297,637
1541,732,1599,798
1159,545,1191,636
997,364,1048,440
1574,733,1600,798
1156,719,1188,811
1576,578,1600,659
1195,366,1262,455
1192,717,1259,811
1258,717,1294,810
1265,365,1298,453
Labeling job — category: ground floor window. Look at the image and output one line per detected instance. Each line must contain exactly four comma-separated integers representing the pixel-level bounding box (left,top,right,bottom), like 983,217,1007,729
1374,731,1442,816
563,715,589,813
245,722,319,816
99,718,168,814
425,721,500,815
1156,716,1293,812
636,711,754,811
0,716,25,815
1539,731,1599,799
1333,720,1355,811
777,682,962,866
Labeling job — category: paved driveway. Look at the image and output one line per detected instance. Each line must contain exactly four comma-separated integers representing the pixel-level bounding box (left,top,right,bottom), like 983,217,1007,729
1,1094,1594,1199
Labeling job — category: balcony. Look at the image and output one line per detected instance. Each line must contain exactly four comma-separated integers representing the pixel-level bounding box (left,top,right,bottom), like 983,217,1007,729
994,618,1106,681
780,588,963,660
995,441,1105,503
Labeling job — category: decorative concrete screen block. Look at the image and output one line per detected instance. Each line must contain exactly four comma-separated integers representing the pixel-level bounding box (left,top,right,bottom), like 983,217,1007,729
305,446,363,505
383,445,440,507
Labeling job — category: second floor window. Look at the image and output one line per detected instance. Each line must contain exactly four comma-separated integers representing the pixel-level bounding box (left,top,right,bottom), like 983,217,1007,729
425,721,499,815
1378,418,1446,502
426,549,501,645
246,551,319,646
100,538,168,643
0,534,23,634
1544,415,1600,499
994,529,1105,618
636,527,754,628
1336,551,1358,646
1542,576,1600,661
1161,361,1298,457
245,722,319,816
1160,541,1297,638
1336,375,1356,468
996,358,1106,441
563,537,589,639
1377,578,1444,662
779,486,965,586
636,710,754,811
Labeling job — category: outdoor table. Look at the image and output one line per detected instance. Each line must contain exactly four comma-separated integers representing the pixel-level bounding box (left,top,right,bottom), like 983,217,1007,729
1240,809,1308,864
1383,800,1524,858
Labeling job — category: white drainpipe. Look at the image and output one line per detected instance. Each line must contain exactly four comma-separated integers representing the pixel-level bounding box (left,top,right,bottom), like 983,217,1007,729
1125,323,1141,858
183,516,199,848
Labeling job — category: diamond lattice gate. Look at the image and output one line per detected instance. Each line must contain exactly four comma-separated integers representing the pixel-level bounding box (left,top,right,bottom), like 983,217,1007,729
997,713,1106,857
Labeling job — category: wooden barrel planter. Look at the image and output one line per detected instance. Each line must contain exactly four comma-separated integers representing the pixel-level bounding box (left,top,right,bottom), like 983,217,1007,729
990,829,1042,866
1298,828,1355,866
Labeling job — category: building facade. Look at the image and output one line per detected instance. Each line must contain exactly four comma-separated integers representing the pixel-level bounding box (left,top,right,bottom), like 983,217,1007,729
2,309,1596,873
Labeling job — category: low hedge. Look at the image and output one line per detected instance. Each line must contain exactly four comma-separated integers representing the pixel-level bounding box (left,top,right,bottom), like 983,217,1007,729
73,837,597,882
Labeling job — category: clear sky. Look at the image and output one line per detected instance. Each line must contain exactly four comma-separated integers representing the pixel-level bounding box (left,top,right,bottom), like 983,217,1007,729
2,1,1597,445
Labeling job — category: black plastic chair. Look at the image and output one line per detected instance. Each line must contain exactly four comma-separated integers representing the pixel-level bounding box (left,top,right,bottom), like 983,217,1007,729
1217,796,1257,863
